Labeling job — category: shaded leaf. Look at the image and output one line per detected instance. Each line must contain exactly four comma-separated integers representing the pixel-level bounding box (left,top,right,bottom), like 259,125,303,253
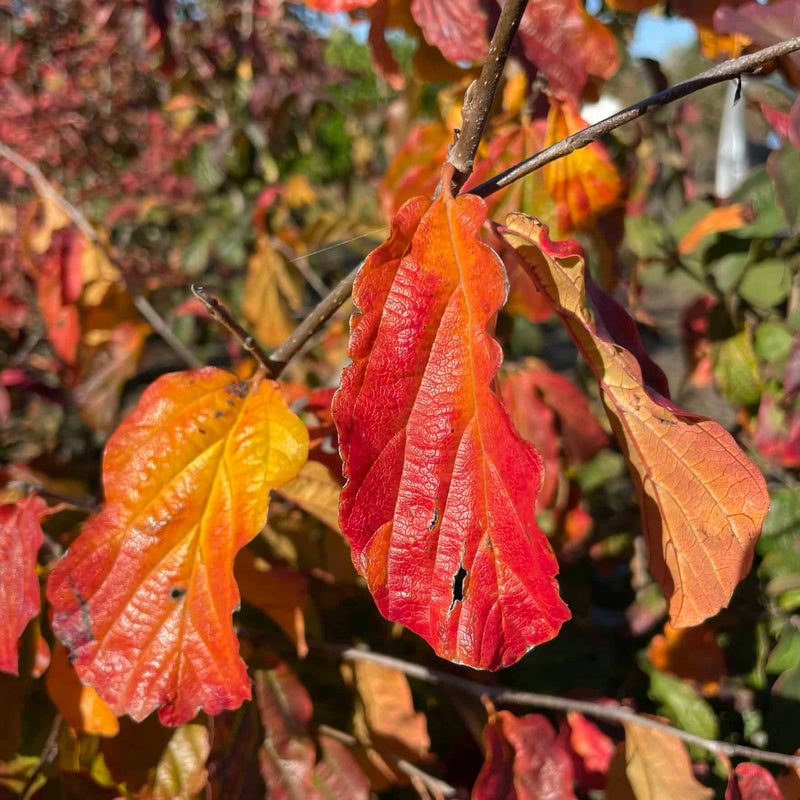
565,712,614,793
47,367,309,724
473,707,576,800
46,642,119,737
333,194,569,670
312,735,370,800
503,215,769,627
646,666,719,740
139,724,210,800
646,622,726,694
410,0,488,64
274,460,342,532
767,143,800,234
624,719,712,800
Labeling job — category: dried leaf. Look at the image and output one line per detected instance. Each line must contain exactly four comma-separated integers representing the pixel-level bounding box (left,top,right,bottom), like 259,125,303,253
47,367,309,724
333,195,569,670
503,216,769,627
623,719,712,800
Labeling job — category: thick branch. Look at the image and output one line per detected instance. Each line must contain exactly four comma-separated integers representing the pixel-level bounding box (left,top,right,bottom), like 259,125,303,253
470,34,800,197
445,0,529,193
269,35,800,374
0,141,202,369
313,643,800,770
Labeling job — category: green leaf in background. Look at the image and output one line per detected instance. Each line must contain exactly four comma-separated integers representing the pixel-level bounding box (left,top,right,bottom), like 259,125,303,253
758,488,800,555
190,142,225,193
738,258,792,308
708,251,748,293
766,623,800,675
645,665,719,741
730,166,787,238
768,662,800,754
712,325,762,406
755,322,795,370
767,143,800,234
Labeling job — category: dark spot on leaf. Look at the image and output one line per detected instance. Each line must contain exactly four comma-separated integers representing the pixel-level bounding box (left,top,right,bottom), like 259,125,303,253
169,587,187,600
450,562,467,610
68,575,94,645
226,381,249,398
214,410,225,418
197,427,206,434
428,506,439,531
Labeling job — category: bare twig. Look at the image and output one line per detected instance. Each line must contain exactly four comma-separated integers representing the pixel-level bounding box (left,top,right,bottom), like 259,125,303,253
269,261,362,376
313,643,800,770
316,725,460,799
191,285,278,376
21,714,61,799
269,36,800,375
0,141,202,369
6,480,98,512
444,0,529,193
469,34,800,198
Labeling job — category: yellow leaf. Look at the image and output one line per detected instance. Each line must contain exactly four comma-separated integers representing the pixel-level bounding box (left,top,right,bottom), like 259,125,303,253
275,460,342,532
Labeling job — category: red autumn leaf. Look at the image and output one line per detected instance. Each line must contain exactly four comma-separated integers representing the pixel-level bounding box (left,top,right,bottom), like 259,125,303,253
410,0,488,65
0,495,57,675
753,390,800,468
46,367,309,724
503,216,770,627
565,712,615,792
473,707,576,800
725,763,784,800
542,97,624,233
333,193,570,671
313,735,370,800
681,296,716,389
517,0,619,100
36,229,81,364
299,0,375,10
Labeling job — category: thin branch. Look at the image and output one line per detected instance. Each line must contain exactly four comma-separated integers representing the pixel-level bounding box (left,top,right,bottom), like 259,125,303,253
6,480,98,512
444,0,529,193
316,725,460,799
269,261,362,376
469,34,800,198
269,36,800,375
191,285,278,375
313,643,800,770
0,141,202,370
21,714,61,800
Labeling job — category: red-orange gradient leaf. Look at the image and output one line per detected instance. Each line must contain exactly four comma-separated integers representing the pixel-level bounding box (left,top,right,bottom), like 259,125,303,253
0,495,52,675
473,708,576,800
332,194,570,671
47,367,309,725
503,216,769,628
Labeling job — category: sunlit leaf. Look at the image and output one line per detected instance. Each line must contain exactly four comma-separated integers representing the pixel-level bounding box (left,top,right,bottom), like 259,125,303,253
333,194,569,670
623,720,712,800
542,97,623,232
725,762,784,800
503,215,769,627
47,367,309,724
565,712,614,793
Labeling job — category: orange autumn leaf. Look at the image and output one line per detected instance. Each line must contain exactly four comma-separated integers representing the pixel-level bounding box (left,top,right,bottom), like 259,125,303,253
47,367,309,725
646,622,726,695
677,204,754,254
542,97,623,232
46,642,119,737
623,719,712,800
332,193,569,671
503,216,769,628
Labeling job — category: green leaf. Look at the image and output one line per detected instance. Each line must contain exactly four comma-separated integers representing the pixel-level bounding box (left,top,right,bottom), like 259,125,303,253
768,663,800,753
767,624,800,675
768,143,800,234
647,667,719,741
738,258,792,308
755,322,795,368
758,488,800,555
709,251,748,293
712,326,762,405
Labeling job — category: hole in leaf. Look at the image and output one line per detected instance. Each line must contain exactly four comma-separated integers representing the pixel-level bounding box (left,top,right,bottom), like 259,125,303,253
450,562,467,610
169,587,187,600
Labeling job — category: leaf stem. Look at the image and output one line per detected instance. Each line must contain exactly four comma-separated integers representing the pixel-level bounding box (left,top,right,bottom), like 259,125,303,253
312,642,800,770
0,141,202,370
191,285,279,377
444,0,530,194
270,35,800,376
